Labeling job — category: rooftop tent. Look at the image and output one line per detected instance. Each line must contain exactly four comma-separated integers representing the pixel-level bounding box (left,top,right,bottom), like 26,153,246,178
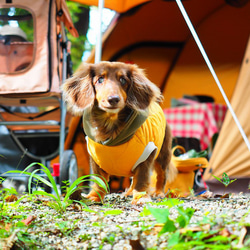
67,0,250,192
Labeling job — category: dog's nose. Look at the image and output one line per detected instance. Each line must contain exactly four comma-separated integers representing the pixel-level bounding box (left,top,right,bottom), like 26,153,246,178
108,95,120,106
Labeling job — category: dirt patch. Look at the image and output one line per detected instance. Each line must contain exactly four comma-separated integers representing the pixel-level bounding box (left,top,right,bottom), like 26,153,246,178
1,192,250,249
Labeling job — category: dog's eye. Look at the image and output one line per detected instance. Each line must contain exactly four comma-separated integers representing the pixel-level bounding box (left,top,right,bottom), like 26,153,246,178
120,77,126,85
97,77,104,84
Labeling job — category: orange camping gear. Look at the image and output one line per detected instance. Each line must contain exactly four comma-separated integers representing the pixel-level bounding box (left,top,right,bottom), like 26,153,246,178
151,145,208,197
71,0,151,13
66,0,250,194
171,146,208,172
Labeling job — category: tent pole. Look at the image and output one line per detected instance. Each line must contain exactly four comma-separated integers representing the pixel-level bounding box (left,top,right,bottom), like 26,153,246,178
95,0,105,63
175,0,250,152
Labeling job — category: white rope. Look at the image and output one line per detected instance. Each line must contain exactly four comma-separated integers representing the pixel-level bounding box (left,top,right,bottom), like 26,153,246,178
175,0,250,152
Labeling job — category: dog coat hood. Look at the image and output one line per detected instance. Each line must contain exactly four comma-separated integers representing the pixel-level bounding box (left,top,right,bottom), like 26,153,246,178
84,102,166,177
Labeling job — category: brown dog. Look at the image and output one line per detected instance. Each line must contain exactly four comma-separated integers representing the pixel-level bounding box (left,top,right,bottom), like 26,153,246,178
62,61,177,204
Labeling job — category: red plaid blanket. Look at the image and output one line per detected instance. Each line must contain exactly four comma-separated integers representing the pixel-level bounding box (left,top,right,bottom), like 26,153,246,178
164,103,227,150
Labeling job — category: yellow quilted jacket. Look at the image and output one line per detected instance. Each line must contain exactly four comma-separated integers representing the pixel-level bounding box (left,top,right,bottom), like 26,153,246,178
85,102,166,177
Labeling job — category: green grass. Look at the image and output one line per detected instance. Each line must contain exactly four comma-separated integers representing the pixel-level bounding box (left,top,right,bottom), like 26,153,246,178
1,169,250,249
5,162,109,213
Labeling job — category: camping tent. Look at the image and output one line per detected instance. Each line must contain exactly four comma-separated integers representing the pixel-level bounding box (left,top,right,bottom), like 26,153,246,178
204,36,250,192
66,0,250,192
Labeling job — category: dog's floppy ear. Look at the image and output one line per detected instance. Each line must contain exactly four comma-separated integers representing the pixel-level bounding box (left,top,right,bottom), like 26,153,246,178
127,65,163,110
62,63,95,115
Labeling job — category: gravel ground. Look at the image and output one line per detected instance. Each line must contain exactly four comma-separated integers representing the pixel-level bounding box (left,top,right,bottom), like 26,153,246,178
2,192,250,249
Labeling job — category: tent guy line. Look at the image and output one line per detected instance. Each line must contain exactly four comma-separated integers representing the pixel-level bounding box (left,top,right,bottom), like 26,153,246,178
175,0,250,153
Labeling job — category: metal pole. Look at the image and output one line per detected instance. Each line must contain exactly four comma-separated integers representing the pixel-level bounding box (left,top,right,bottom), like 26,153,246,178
95,0,105,63
60,21,67,167
175,0,250,152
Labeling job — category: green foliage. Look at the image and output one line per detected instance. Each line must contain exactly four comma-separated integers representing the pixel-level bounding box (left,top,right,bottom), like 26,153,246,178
67,33,88,72
213,172,237,188
147,205,194,236
140,198,183,217
6,162,109,214
140,199,193,237
0,170,248,249
66,2,90,71
55,220,77,236
66,2,86,24
0,8,34,41
102,233,116,245
103,209,123,217
15,230,38,249
141,199,240,249
0,177,18,219
79,234,91,242
154,198,184,207
82,207,123,218
0,211,38,249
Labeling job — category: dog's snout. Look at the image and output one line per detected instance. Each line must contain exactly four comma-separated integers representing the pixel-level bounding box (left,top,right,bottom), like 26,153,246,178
108,95,120,106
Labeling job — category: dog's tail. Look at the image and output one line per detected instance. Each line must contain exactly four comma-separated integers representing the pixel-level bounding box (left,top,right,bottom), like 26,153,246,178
167,162,178,184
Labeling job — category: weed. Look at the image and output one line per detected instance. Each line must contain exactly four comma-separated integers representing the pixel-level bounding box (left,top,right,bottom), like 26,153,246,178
79,234,91,242
0,215,38,249
101,232,116,244
142,198,238,249
15,230,38,249
213,172,237,193
6,162,109,214
55,220,78,237
0,177,18,220
103,209,123,217
147,205,194,235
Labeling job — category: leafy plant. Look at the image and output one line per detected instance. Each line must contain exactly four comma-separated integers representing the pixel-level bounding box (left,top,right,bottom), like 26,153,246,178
148,205,194,236
83,207,123,221
0,214,39,249
0,177,18,219
213,172,237,194
102,233,116,245
140,198,183,218
66,2,90,71
140,199,194,237
141,198,239,249
213,172,237,187
55,220,78,237
15,230,38,249
6,162,109,214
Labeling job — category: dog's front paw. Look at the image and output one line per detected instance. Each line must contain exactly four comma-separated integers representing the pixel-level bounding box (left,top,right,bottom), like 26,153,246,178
151,190,165,198
131,190,151,205
86,190,104,202
86,194,102,202
124,187,133,197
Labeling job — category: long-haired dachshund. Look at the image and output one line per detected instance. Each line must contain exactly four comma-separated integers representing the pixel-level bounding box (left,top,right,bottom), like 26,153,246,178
62,61,177,204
